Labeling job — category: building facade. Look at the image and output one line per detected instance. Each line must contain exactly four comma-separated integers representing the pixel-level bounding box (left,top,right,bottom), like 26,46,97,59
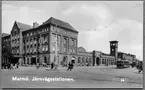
1,17,137,67
1,33,11,68
10,17,78,66
118,52,136,63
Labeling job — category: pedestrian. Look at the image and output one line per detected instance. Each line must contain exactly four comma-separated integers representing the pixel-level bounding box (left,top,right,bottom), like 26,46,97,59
51,62,54,69
130,63,133,68
10,63,13,70
138,63,143,73
36,62,39,69
54,64,58,70
14,64,16,69
67,62,73,71
7,63,10,70
67,62,71,71
71,62,74,70
136,64,139,70
17,63,19,69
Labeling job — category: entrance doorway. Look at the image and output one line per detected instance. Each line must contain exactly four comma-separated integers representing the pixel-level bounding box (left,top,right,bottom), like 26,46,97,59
96,57,100,66
31,57,36,65
71,57,75,64
44,57,47,63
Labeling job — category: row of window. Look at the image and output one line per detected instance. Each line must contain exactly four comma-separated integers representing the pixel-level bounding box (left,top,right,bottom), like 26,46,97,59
11,35,20,40
12,48,19,54
24,48,37,54
24,42,48,50
2,58,9,64
23,57,51,65
11,29,19,35
24,27,49,37
102,59,115,64
52,34,77,47
41,36,49,44
42,45,49,52
78,57,92,63
11,40,19,47
25,40,37,46
52,25,77,38
24,36,48,46
110,43,118,46
3,38,10,42
52,45,77,54
24,44,49,54
69,46,77,54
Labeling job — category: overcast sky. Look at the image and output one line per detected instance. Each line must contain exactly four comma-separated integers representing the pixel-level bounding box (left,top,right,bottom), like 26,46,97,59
2,1,143,60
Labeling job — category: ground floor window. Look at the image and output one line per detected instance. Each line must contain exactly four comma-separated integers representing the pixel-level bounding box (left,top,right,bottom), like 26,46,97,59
78,57,81,63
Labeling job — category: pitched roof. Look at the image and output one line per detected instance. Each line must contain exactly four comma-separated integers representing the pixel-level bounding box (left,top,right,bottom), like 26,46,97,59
43,17,78,32
1,33,10,37
15,21,32,31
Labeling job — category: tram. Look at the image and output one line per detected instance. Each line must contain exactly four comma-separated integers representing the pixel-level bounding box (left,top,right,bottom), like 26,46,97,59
116,60,130,69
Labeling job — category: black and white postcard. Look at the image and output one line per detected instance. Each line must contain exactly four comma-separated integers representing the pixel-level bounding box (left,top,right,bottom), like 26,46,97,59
1,1,143,88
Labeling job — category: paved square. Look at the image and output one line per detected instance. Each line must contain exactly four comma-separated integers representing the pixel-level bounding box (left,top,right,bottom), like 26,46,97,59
2,66,143,88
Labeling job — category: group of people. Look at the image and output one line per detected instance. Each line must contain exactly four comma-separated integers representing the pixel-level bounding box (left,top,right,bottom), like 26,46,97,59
49,61,74,71
50,62,58,69
136,62,143,73
2,62,19,70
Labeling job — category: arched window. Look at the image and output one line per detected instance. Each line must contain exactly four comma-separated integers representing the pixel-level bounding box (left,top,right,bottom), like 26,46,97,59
102,59,104,64
78,57,81,63
82,57,85,63
86,57,88,63
89,58,92,63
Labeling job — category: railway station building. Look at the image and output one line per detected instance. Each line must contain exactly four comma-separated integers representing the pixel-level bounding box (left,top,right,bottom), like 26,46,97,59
1,17,137,67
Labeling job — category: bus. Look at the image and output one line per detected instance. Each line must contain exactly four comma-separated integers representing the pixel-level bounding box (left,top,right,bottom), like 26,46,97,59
116,60,130,69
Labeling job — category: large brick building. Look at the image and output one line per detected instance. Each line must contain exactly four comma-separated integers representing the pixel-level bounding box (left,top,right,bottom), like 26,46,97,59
1,17,137,67
10,17,78,66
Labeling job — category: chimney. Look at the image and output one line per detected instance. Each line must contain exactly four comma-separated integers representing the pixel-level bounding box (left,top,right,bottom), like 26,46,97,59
33,22,39,28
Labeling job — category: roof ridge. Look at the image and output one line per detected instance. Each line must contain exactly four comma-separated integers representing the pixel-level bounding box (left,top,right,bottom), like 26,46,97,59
43,17,78,32
15,21,32,31
16,21,32,27
15,21,20,29
50,17,68,23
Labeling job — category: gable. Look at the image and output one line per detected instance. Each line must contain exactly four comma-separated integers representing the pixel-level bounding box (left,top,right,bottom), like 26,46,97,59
11,21,20,34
